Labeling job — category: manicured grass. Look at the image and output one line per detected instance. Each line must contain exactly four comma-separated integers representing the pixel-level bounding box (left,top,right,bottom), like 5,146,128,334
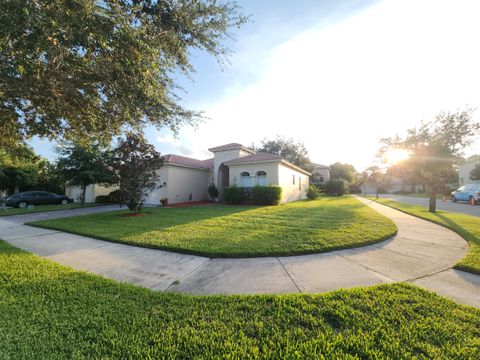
0,202,99,217
367,196,480,275
30,196,397,257
1,240,479,358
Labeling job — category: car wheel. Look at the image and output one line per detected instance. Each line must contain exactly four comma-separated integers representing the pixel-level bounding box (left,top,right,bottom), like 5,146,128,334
451,195,457,203
61,199,69,205
18,201,27,208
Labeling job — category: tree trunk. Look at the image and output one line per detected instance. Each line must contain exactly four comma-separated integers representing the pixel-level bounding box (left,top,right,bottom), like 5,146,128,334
429,191,436,213
81,185,87,208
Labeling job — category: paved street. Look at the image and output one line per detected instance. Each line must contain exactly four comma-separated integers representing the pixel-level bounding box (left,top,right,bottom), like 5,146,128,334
380,194,480,217
0,205,122,223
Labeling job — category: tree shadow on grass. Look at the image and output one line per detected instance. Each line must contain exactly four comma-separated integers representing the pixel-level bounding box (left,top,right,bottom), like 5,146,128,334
29,198,396,257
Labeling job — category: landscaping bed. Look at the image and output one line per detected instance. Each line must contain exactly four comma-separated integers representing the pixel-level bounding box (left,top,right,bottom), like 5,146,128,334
367,196,480,275
30,196,397,258
1,239,479,358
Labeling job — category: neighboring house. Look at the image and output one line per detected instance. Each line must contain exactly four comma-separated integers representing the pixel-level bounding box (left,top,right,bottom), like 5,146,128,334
459,155,480,185
66,184,117,204
67,142,311,205
310,163,330,184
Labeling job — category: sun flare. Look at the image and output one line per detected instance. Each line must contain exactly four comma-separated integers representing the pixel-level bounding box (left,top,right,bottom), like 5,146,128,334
385,149,410,164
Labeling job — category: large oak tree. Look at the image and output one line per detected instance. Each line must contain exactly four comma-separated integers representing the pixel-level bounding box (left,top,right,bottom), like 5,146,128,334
0,0,246,146
257,136,313,172
381,108,479,213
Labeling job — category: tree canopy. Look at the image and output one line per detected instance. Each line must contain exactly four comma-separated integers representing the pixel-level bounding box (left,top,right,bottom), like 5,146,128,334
0,0,246,147
470,163,480,181
0,144,40,193
56,143,117,206
256,137,313,171
381,108,479,212
113,132,163,212
329,162,358,184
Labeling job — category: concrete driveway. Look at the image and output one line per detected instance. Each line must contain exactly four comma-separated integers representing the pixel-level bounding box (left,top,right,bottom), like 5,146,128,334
380,194,480,217
0,198,479,307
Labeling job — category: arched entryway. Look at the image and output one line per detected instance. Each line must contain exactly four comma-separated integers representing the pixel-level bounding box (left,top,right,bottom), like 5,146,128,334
217,164,229,200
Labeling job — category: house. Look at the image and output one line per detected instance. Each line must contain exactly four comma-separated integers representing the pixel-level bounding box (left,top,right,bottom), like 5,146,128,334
310,163,330,184
67,142,311,205
459,155,480,185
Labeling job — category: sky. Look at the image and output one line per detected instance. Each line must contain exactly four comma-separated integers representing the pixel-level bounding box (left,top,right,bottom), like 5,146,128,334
32,0,480,171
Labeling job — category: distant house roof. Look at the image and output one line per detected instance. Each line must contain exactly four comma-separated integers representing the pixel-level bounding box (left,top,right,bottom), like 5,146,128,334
312,163,330,170
208,143,255,154
224,152,311,175
163,154,212,170
464,155,480,164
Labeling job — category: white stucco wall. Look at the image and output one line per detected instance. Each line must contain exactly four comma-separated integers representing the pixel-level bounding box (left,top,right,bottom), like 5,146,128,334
278,163,309,203
228,162,309,203
145,165,209,205
143,167,169,205
228,162,279,187
66,184,118,203
459,161,480,185
212,149,243,189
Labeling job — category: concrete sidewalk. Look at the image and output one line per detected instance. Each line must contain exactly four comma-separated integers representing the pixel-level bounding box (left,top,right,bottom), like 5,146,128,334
0,197,479,307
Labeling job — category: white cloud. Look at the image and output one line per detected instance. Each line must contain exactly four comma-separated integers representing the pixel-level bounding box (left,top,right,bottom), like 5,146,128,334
156,134,178,146
165,0,480,170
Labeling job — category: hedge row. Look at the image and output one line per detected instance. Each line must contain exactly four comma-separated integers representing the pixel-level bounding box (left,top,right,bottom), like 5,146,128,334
95,190,124,204
224,185,282,205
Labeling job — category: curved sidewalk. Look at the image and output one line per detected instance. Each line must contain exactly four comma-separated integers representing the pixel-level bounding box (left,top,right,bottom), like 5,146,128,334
0,198,479,307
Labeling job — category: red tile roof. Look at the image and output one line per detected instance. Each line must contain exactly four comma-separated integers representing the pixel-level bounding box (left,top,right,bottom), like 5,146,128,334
202,158,214,169
223,152,283,165
163,154,212,170
208,143,255,153
224,152,311,175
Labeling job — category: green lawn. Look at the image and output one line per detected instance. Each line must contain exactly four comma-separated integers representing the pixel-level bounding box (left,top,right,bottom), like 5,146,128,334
392,193,445,199
367,196,480,275
30,196,397,257
1,240,479,358
0,202,99,217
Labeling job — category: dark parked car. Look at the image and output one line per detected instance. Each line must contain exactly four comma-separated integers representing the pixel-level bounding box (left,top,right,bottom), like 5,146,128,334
5,191,73,208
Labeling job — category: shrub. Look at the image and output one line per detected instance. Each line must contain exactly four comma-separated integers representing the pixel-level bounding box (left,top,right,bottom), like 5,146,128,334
95,195,111,204
160,197,168,206
315,182,326,192
306,185,321,200
223,186,245,204
325,179,348,196
252,185,282,205
208,183,219,199
108,190,125,204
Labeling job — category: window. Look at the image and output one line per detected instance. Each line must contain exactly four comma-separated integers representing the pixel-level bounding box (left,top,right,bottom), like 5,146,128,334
256,171,267,186
240,171,253,187
292,175,295,184
239,171,268,187
299,176,302,191
319,176,325,183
